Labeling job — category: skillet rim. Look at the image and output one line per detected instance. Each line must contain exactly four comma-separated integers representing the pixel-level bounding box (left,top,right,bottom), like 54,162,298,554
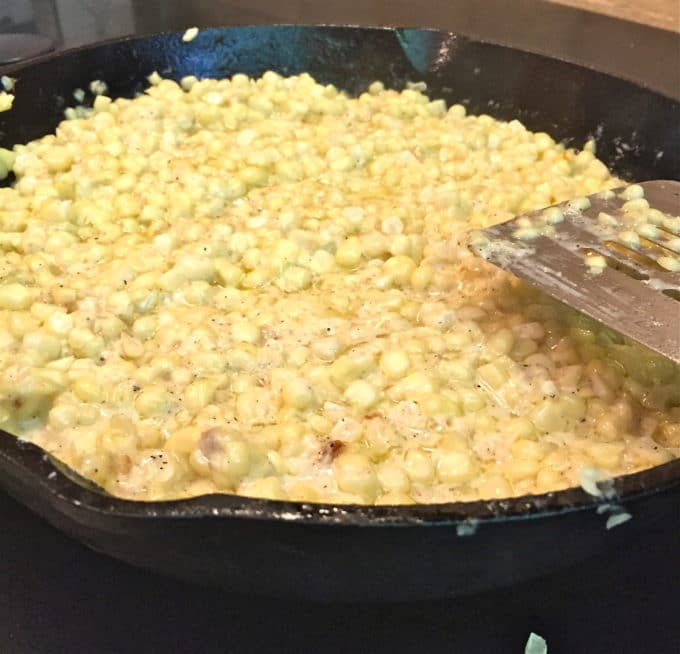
0,23,678,101
1,431,679,525
0,24,678,527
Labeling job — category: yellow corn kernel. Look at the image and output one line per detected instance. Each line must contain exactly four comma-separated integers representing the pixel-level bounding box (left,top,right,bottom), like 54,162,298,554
437,451,478,485
404,448,434,484
0,283,34,310
235,388,275,425
504,457,540,482
329,354,371,389
282,378,316,410
586,442,624,469
135,387,175,418
165,426,202,455
377,461,411,493
410,263,433,290
277,265,312,292
68,328,105,359
335,237,362,268
382,255,416,286
241,476,287,501
333,452,379,501
379,350,410,379
344,379,378,411
22,331,62,364
476,474,512,499
511,438,546,460
210,441,252,489
530,396,586,433
72,376,102,403
184,379,217,414
486,329,514,356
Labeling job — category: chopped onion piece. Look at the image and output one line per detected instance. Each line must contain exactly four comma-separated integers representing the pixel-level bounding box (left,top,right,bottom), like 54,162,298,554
456,520,478,537
579,466,615,499
605,511,632,530
182,27,199,42
525,632,548,654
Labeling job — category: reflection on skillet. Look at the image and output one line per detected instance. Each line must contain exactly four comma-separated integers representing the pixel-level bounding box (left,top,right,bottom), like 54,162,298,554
0,68,678,506
48,454,110,496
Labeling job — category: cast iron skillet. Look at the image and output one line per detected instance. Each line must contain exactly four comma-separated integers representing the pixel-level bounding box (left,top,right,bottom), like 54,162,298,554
0,26,678,602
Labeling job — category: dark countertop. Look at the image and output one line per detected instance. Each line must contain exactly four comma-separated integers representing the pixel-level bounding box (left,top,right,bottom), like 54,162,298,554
1,2,679,653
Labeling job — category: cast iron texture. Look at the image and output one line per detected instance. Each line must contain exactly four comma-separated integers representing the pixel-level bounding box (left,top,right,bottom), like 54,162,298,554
0,26,678,601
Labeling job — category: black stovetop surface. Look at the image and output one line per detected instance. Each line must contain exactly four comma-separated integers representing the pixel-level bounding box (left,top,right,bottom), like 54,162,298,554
2,488,678,653
1,2,679,652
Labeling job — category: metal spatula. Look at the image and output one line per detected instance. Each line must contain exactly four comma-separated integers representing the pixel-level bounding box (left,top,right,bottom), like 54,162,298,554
470,180,680,364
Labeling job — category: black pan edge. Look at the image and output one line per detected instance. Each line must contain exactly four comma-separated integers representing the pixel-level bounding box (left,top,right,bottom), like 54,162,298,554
1,430,678,526
1,24,678,102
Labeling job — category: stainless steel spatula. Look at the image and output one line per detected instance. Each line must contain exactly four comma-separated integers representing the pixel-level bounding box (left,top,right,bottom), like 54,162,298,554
470,180,680,364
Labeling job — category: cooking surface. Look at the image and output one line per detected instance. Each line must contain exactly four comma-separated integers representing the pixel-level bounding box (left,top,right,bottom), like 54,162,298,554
1,2,679,652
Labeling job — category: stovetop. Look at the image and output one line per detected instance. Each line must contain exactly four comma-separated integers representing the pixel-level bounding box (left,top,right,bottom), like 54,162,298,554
1,2,679,652
1,487,678,653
